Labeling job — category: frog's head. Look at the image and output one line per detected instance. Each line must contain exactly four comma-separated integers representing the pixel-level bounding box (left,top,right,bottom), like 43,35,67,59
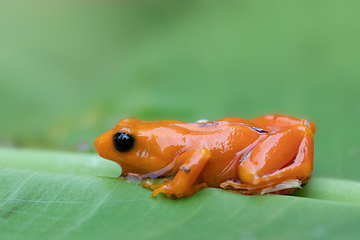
94,118,176,175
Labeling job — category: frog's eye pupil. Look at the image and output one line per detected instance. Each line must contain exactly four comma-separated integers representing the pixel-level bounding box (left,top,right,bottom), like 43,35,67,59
113,132,135,152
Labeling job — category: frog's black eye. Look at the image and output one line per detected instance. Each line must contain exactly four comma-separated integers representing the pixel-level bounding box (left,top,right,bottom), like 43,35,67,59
113,132,135,152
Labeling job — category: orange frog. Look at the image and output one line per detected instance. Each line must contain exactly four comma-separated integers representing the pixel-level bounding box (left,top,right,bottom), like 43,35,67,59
94,115,315,198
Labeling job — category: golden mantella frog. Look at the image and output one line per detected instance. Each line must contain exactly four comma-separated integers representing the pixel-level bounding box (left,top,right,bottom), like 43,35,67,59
94,115,315,198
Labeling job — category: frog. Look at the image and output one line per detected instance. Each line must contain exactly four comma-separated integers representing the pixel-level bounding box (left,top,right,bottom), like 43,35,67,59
94,115,315,198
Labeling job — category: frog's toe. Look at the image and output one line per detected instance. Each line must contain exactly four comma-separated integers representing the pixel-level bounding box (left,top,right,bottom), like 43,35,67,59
143,180,161,190
151,185,173,197
220,181,255,194
259,179,301,194
220,179,302,195
152,187,164,197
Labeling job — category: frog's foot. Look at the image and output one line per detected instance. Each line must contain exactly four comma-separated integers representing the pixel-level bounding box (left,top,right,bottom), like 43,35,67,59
233,124,314,195
142,179,171,190
143,181,207,199
220,179,303,195
142,180,166,190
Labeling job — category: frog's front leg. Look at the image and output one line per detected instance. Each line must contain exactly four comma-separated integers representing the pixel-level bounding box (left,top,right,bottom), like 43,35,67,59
221,124,314,195
143,148,210,198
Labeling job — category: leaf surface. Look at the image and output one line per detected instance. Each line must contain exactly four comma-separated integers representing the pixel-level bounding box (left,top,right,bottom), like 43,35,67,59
1,149,360,240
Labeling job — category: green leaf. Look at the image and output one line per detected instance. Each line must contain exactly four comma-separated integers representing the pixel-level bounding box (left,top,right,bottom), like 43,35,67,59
1,148,360,240
0,148,121,177
1,0,360,239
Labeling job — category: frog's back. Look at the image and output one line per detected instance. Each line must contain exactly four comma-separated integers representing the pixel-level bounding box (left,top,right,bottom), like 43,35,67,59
173,119,261,144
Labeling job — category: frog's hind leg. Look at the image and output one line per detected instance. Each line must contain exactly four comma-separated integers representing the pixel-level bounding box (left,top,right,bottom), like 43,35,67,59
251,115,316,134
220,124,314,195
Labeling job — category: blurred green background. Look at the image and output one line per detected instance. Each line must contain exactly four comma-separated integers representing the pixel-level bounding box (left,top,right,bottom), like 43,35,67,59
1,0,359,184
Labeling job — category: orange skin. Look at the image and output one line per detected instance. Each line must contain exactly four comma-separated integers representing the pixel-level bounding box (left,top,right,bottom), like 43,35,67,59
94,115,315,198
